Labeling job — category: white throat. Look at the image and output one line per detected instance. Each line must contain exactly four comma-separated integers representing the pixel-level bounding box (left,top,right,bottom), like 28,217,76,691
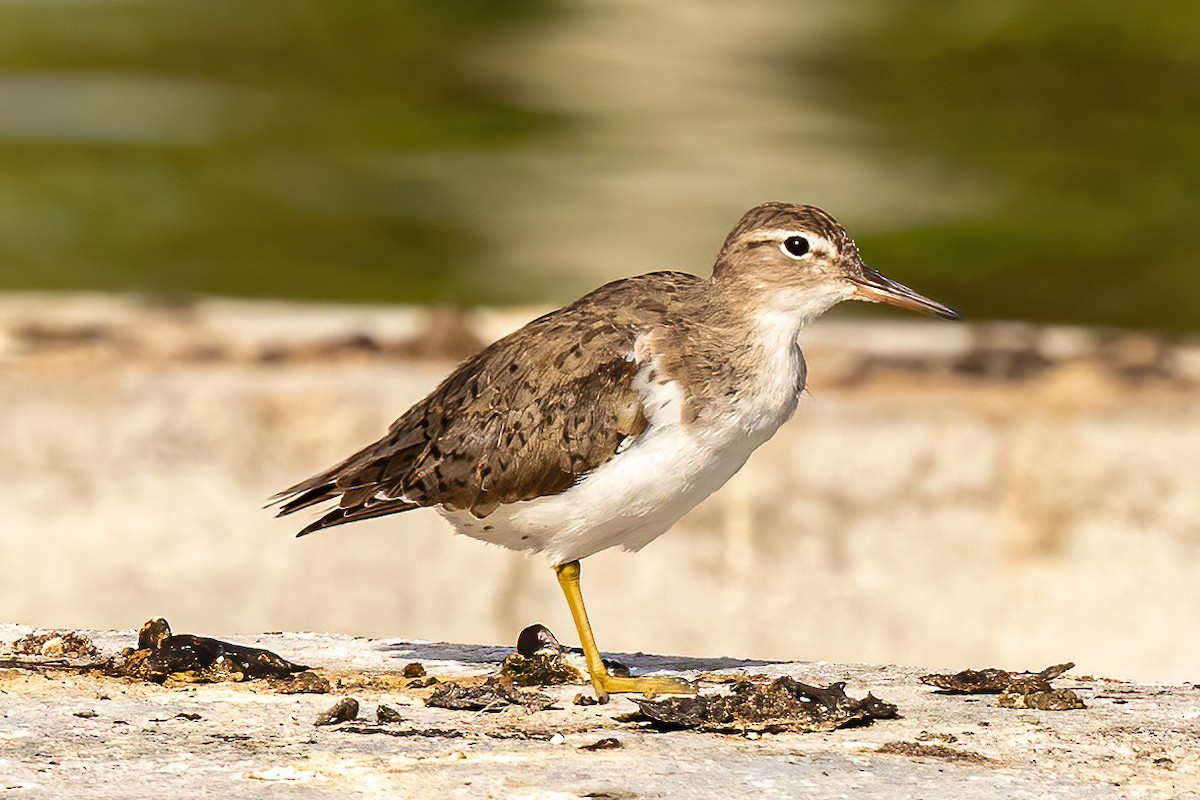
764,282,856,329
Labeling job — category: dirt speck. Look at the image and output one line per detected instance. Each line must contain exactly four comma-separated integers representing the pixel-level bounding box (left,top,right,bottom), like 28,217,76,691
315,697,360,726
579,736,622,751
877,741,993,764
269,670,331,694
376,703,405,723
12,631,98,660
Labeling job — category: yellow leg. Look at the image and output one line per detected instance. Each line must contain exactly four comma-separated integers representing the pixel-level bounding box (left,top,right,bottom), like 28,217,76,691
554,559,694,704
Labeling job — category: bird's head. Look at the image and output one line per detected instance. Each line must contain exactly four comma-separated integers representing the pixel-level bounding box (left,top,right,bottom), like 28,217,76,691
712,202,959,323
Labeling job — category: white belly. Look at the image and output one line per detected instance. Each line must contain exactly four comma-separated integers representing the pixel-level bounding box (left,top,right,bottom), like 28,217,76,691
440,417,774,564
439,331,807,565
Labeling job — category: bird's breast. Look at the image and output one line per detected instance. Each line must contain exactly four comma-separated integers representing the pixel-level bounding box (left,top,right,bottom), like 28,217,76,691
696,321,807,439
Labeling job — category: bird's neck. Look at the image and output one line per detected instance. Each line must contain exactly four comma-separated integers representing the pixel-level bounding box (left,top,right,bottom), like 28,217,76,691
648,278,816,428
704,271,851,345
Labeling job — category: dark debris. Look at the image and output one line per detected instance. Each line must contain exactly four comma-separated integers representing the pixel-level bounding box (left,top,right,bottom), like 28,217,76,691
315,697,360,726
337,723,464,739
579,736,623,751
426,678,556,713
377,703,405,723
920,667,1015,694
499,652,585,687
12,631,98,660
107,618,309,685
922,663,1085,711
622,677,898,734
509,623,627,681
515,624,562,657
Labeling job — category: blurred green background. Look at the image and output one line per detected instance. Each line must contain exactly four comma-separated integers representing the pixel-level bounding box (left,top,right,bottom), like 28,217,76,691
1,0,1196,330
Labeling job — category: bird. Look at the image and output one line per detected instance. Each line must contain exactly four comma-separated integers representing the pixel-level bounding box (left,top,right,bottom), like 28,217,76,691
271,202,959,702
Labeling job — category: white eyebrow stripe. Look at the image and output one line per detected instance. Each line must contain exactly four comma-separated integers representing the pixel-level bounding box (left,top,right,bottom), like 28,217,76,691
748,230,835,253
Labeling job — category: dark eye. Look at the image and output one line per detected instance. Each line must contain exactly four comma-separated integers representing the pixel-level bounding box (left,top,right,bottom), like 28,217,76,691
781,235,810,258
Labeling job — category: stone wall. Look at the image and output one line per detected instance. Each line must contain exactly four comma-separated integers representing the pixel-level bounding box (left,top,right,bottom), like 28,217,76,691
2,294,1198,682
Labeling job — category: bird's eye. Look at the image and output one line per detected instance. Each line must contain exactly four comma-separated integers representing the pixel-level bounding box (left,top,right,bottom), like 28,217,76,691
781,235,810,259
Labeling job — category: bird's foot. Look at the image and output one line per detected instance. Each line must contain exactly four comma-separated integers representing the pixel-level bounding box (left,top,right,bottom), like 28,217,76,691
589,672,695,704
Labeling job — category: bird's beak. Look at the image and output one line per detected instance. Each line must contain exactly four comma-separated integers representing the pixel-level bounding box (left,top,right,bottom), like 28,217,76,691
849,266,960,320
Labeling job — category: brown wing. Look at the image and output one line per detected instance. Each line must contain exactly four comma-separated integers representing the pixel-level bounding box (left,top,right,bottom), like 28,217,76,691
271,272,699,535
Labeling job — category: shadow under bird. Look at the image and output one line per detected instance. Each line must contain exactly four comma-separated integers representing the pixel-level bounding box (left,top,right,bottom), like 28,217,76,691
271,202,959,702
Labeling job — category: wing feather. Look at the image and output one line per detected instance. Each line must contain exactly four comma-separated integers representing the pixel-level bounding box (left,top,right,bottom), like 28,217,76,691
271,272,699,534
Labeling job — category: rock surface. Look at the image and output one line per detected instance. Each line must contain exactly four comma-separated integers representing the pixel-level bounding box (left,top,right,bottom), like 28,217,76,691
2,624,1198,799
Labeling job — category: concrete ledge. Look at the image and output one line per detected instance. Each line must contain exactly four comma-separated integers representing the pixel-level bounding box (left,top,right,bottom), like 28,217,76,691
2,624,1198,799
3,292,1199,386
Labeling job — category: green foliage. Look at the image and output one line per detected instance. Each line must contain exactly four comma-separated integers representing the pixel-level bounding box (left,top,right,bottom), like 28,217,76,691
4,1,1196,329
806,0,1200,330
0,0,558,304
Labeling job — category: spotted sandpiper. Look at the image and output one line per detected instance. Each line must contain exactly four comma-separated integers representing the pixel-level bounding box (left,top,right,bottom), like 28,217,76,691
272,202,959,702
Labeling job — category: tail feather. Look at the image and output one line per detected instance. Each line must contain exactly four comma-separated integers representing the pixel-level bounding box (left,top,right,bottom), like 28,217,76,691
272,483,339,516
295,498,418,537
271,429,428,536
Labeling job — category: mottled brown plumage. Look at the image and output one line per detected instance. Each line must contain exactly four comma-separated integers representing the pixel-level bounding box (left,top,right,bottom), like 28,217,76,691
274,272,704,534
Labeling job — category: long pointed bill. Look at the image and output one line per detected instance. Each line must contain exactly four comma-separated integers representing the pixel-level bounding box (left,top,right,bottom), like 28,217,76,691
851,266,960,320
